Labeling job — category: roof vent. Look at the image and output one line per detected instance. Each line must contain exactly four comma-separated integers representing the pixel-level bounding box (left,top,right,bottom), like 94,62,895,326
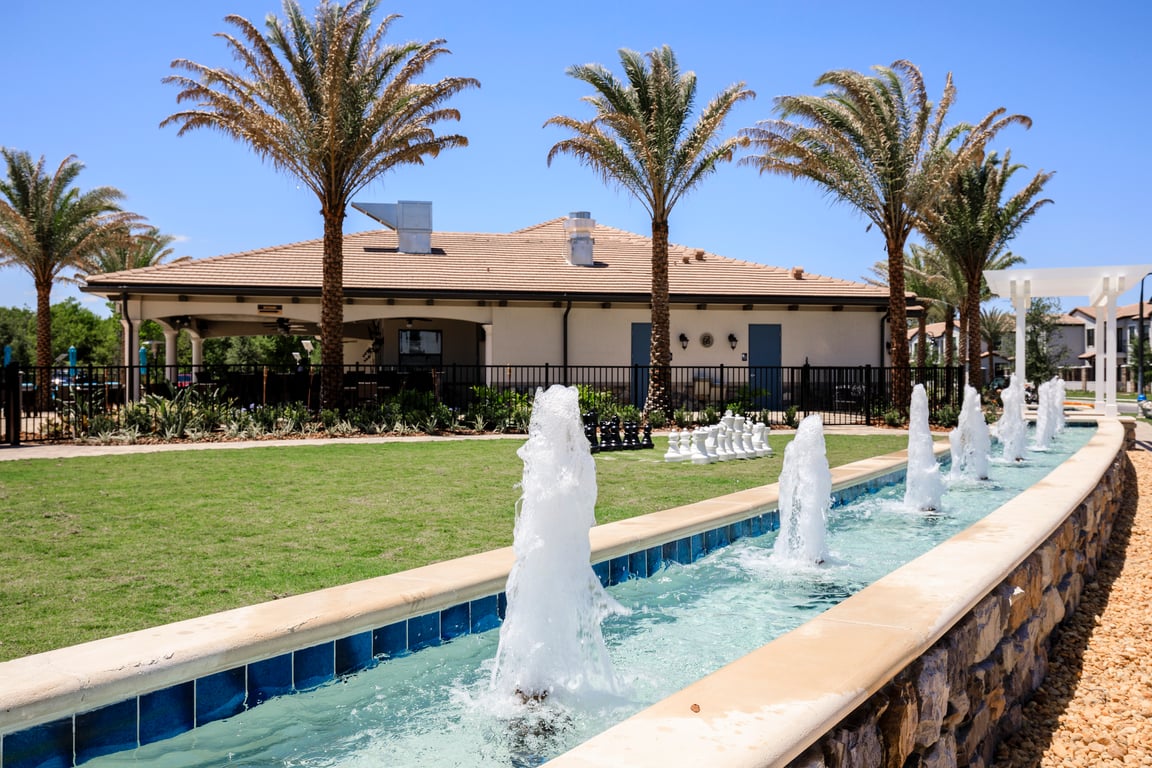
792,266,805,279
563,211,595,266
695,249,705,261
351,201,432,254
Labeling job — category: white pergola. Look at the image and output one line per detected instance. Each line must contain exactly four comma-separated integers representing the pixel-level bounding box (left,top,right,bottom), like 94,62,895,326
985,265,1152,416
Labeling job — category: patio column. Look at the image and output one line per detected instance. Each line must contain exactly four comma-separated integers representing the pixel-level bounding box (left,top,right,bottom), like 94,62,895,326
1094,310,1106,413
1010,278,1030,386
189,332,203,373
482,323,493,387
163,328,178,382
1105,292,1119,416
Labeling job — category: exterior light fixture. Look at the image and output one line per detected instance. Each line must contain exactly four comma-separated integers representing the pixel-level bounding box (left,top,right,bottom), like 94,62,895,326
728,333,738,350
679,333,689,350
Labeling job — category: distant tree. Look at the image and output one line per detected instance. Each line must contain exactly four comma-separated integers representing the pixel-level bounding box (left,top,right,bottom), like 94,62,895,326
50,298,120,365
0,305,35,365
76,225,181,277
741,60,1028,414
545,45,754,414
163,0,478,409
980,306,1014,380
920,151,1053,388
1024,297,1064,384
0,150,136,396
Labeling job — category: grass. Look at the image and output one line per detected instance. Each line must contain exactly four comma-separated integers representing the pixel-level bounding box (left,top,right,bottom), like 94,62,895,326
0,433,911,662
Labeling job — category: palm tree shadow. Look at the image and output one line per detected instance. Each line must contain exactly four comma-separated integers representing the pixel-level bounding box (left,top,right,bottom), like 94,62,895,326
992,453,1139,766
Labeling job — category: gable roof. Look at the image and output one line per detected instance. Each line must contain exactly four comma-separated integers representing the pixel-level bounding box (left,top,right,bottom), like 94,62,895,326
82,216,901,307
1068,300,1152,323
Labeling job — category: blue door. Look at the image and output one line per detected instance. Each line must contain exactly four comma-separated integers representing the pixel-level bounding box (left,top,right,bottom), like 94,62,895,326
630,323,651,408
748,324,782,409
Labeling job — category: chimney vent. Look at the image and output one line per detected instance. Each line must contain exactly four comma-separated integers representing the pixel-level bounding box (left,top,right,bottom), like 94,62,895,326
792,266,805,279
563,211,595,266
351,201,433,253
694,249,705,261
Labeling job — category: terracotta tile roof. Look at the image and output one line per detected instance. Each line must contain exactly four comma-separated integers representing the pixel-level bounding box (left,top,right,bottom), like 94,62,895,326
1068,301,1151,322
83,216,898,306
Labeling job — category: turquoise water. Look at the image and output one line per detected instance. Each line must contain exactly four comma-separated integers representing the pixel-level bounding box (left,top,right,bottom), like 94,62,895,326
90,426,1093,767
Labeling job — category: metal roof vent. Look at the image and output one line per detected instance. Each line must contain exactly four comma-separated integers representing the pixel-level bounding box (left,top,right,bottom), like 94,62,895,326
563,211,595,266
351,201,432,254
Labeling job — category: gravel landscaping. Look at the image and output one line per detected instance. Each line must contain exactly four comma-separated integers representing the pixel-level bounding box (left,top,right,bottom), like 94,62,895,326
993,446,1152,767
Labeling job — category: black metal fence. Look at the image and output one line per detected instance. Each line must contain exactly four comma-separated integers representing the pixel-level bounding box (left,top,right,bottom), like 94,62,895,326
1,362,965,445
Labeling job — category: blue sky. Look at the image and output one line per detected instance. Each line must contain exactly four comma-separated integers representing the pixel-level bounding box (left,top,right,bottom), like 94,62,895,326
3,1,1150,316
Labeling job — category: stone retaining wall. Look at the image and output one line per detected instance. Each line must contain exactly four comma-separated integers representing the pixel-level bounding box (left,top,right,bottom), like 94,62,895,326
787,446,1130,768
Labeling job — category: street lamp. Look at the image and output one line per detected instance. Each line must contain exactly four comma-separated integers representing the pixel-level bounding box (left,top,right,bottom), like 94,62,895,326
1139,272,1152,403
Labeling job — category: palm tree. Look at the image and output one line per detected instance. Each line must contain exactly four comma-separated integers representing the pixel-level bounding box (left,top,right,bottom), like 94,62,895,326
162,0,478,408
920,151,1053,388
741,60,1028,414
545,45,754,414
76,225,181,277
0,150,135,397
981,306,1014,380
865,244,956,369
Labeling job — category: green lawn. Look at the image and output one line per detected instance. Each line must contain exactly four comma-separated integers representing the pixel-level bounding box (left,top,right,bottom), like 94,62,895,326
0,433,911,662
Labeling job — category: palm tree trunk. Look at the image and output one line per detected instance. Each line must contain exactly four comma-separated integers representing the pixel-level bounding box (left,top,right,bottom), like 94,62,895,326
644,218,672,415
916,311,928,370
886,235,911,416
943,306,956,368
35,278,53,410
966,282,984,389
319,206,346,410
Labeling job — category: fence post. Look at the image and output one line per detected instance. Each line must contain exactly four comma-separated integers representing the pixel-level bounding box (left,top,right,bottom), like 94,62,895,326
719,364,725,409
863,365,872,426
4,362,20,446
800,361,810,415
544,362,550,389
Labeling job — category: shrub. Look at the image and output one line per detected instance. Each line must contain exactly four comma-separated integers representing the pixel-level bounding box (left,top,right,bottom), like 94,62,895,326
672,408,693,428
646,408,668,429
882,408,905,428
783,405,798,428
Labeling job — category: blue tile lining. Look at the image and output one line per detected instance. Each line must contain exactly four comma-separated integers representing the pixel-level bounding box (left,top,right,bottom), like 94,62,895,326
0,499,803,768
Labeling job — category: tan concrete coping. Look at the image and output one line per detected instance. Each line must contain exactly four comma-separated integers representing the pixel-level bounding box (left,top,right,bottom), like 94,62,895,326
548,416,1120,767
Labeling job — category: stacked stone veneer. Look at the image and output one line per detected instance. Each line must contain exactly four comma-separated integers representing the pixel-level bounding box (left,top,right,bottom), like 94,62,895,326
788,447,1131,768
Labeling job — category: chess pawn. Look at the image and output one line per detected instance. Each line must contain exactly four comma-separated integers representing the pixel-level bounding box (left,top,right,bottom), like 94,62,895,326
664,429,683,462
742,427,756,458
705,425,720,463
716,427,732,461
690,429,710,464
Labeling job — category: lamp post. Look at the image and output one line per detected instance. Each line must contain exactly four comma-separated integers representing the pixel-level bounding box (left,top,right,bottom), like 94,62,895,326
1139,272,1152,403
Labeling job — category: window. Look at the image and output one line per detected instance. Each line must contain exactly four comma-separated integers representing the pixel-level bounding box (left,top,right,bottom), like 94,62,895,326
398,329,442,368
1117,327,1127,354
1086,328,1095,348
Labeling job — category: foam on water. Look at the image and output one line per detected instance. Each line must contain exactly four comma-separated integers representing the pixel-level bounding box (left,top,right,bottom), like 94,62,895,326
772,414,831,566
905,384,945,511
489,385,627,706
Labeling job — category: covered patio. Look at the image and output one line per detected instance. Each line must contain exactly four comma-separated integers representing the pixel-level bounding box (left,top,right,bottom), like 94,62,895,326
985,265,1152,416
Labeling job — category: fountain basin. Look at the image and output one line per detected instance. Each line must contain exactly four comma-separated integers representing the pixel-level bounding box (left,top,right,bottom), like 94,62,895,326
0,419,1127,768
551,416,1131,767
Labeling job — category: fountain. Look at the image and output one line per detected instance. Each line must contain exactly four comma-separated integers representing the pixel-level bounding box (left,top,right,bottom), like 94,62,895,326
490,385,627,704
994,375,1029,462
56,418,1099,768
949,385,991,481
1033,378,1060,450
772,414,831,565
904,384,945,511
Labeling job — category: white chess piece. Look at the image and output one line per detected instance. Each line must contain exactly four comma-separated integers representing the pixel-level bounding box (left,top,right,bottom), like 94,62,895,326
731,417,748,459
664,429,683,462
690,429,710,464
704,425,719,463
716,427,732,461
742,426,756,458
